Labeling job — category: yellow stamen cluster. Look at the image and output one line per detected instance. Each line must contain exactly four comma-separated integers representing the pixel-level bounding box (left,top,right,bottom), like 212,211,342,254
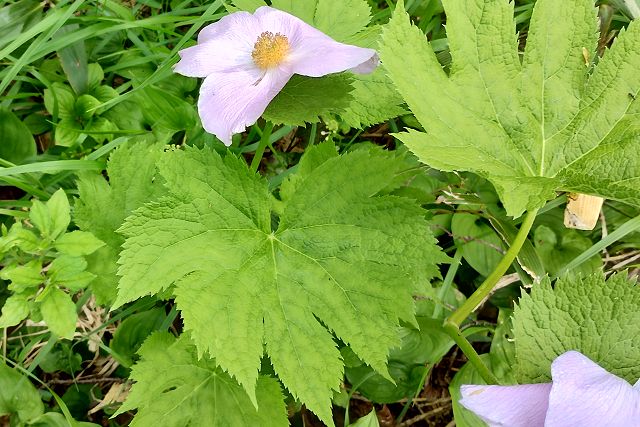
251,31,289,69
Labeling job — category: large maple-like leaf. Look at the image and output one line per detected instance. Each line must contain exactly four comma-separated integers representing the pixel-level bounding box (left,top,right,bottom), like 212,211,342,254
74,142,166,304
113,144,444,424
380,0,640,217
116,332,288,426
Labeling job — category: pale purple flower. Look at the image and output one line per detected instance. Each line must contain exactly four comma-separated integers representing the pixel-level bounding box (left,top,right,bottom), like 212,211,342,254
459,351,640,426
173,6,378,145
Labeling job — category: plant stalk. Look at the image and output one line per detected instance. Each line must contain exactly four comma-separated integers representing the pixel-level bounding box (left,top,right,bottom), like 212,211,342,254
250,121,274,173
443,208,539,383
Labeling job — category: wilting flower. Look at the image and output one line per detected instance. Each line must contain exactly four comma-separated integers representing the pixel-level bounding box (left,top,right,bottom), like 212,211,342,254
460,351,640,426
174,6,378,145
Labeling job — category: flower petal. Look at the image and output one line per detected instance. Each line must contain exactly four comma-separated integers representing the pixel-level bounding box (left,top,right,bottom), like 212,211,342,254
546,351,640,426
197,68,292,145
349,53,380,74
197,11,261,44
174,12,262,77
459,383,551,427
253,6,378,77
174,43,252,78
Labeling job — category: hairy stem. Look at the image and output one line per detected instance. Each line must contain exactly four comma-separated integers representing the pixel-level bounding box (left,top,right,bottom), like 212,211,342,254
444,208,539,383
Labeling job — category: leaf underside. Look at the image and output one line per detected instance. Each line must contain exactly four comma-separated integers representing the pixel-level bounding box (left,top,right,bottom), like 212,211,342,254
381,0,640,217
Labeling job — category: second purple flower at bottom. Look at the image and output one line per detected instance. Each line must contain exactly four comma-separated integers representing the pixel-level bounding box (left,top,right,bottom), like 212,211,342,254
460,351,640,426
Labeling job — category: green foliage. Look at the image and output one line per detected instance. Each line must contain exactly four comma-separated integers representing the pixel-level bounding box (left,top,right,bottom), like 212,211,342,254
513,272,640,383
114,144,444,424
532,224,601,276
0,363,44,423
39,287,77,339
264,74,354,125
30,189,70,241
345,296,460,404
340,67,408,128
54,231,105,257
109,307,166,367
39,342,82,374
451,213,504,277
270,0,317,24
0,364,98,426
229,0,265,13
346,360,427,404
0,108,37,164
116,332,288,427
3,0,640,423
129,86,198,135
381,0,640,217
313,0,371,41
57,24,88,95
0,189,103,338
350,410,380,427
0,0,42,51
43,67,122,147
75,142,166,304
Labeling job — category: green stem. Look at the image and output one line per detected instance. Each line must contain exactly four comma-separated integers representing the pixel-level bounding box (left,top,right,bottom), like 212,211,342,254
433,249,463,319
309,122,317,145
443,208,538,383
444,322,498,384
250,122,273,173
160,303,179,331
26,335,57,373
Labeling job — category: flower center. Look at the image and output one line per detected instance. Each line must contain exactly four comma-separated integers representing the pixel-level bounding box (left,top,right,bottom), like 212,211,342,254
251,31,289,69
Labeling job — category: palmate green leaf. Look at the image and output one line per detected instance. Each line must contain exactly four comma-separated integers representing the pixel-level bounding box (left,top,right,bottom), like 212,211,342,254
340,67,408,129
116,333,288,427
270,0,317,25
229,0,265,13
313,0,371,41
513,272,640,384
263,74,354,125
381,0,640,217
75,142,166,305
114,144,444,424
340,25,408,129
